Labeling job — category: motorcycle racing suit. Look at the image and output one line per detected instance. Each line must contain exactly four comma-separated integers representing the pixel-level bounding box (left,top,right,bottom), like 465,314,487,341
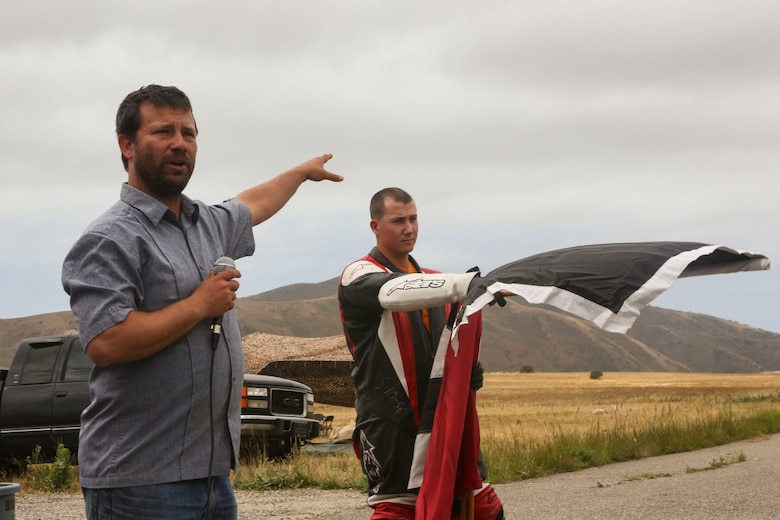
338,247,481,509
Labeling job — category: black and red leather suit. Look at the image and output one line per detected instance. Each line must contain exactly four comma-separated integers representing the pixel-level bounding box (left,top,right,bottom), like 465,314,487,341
338,247,479,509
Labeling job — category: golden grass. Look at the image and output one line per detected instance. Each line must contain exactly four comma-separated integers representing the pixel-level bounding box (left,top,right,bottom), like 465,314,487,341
315,371,780,444
234,447,367,490
477,371,780,443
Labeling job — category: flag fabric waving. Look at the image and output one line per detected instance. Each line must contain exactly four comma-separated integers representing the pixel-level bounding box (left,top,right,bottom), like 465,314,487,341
452,242,770,351
418,241,770,519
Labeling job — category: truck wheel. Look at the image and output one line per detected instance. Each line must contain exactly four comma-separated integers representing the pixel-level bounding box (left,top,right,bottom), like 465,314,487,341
266,437,295,460
239,433,295,462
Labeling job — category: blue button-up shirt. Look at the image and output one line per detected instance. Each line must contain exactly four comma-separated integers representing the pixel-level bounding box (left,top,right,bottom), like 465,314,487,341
62,183,255,488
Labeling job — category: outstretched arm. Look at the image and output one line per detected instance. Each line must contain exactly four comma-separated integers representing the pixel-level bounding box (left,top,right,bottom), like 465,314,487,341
236,154,343,226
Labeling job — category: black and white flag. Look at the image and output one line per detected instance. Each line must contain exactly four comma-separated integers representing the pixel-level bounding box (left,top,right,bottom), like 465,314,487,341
452,241,770,350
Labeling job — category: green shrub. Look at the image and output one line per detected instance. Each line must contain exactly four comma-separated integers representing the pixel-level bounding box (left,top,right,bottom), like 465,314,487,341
45,444,73,491
590,370,603,380
519,365,534,373
25,444,44,466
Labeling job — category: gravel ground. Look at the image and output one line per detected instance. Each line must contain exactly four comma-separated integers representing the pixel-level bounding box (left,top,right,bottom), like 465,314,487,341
16,488,368,520
14,434,780,519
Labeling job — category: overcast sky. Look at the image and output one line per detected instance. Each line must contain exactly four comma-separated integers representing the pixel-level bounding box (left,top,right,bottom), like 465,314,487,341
1,1,778,335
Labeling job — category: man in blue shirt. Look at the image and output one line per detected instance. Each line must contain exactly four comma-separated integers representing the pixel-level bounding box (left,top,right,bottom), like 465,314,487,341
62,84,342,519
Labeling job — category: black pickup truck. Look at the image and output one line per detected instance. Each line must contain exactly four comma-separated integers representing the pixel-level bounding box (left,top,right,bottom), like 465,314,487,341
0,334,321,464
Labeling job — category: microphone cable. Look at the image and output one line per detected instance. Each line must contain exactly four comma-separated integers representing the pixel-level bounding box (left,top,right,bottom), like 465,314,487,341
204,342,218,520
203,256,235,520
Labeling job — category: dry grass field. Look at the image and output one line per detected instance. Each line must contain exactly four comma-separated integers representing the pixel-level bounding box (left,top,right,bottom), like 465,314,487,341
315,371,780,443
478,371,780,442
303,371,780,485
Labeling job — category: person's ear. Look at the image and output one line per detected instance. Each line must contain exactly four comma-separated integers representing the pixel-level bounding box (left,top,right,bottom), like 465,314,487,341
118,134,134,164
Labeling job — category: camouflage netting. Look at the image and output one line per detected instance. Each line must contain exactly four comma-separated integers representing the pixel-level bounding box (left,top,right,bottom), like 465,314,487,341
242,332,355,407
261,360,355,407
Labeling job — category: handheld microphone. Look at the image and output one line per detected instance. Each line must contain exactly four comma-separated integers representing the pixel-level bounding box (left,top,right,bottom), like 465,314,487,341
210,256,236,350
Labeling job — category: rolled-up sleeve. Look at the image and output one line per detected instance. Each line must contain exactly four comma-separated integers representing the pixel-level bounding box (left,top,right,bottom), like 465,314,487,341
62,228,142,350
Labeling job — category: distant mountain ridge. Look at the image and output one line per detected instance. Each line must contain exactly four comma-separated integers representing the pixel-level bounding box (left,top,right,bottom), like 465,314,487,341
2,277,779,373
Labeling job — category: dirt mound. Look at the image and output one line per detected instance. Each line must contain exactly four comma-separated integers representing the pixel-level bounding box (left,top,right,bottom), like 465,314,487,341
242,332,351,373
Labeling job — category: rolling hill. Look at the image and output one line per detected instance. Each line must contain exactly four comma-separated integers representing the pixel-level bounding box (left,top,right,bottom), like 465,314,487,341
2,276,779,373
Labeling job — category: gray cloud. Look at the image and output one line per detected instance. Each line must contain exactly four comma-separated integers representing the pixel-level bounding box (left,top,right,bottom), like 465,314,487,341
1,0,777,334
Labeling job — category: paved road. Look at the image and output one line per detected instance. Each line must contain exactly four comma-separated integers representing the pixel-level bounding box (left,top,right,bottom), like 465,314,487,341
326,433,780,519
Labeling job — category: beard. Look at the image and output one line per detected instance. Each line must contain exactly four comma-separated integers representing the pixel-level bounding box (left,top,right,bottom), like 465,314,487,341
133,147,195,199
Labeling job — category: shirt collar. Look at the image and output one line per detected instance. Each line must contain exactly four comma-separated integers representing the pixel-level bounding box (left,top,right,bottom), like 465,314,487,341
120,183,200,225
369,247,420,273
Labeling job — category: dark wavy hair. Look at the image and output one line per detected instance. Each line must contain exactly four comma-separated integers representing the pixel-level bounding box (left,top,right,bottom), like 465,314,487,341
115,85,196,171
